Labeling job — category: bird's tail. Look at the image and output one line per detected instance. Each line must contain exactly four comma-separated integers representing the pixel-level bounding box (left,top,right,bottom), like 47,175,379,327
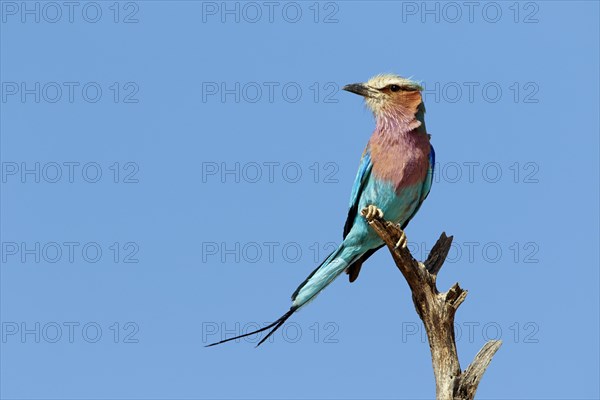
205,307,296,348
291,243,364,308
205,244,362,347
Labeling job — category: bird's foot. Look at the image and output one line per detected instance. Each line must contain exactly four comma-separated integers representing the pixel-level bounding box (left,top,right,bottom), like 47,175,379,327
395,229,408,250
361,205,384,222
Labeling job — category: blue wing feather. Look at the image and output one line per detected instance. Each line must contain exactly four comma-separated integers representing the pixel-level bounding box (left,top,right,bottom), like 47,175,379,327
421,144,435,202
343,148,373,238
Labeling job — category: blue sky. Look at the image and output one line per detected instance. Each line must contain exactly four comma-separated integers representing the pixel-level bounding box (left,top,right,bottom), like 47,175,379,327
1,1,599,399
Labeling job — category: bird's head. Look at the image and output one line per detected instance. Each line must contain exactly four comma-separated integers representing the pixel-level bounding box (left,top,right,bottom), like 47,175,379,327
343,74,424,122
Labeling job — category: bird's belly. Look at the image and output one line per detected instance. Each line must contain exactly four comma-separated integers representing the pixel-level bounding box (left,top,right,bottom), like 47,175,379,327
362,179,422,223
345,179,422,247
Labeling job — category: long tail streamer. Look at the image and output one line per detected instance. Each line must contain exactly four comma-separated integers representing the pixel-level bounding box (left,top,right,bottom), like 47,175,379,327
205,308,296,348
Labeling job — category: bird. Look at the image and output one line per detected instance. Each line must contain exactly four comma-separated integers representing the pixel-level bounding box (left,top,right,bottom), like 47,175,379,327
206,74,435,347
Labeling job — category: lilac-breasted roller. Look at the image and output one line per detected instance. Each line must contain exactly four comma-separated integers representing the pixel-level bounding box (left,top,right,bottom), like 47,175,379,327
207,74,435,347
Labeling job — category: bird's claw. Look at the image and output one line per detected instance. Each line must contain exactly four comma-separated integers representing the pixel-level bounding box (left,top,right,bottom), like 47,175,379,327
361,205,384,222
395,230,408,250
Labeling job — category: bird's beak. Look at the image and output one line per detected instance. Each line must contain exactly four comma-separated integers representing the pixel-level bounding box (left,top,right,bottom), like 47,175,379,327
342,83,377,98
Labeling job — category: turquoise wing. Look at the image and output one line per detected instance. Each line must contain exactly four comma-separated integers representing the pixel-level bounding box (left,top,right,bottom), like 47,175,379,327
343,147,373,238
421,144,435,201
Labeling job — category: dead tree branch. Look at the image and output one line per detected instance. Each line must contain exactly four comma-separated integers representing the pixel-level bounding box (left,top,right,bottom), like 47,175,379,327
361,209,502,400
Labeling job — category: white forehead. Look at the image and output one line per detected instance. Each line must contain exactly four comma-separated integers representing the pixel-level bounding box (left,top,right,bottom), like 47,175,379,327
366,74,421,90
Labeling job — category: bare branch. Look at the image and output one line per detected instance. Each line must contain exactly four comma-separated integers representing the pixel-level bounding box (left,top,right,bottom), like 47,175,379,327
424,233,454,275
455,341,503,399
361,209,501,400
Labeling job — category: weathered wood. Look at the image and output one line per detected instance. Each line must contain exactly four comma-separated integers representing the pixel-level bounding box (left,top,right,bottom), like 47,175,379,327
361,209,501,400
455,340,502,399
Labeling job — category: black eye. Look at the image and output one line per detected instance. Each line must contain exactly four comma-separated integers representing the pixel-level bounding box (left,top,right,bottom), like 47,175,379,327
390,85,401,92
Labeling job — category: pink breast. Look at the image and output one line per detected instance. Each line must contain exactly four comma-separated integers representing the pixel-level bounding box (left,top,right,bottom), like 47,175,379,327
369,130,430,190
